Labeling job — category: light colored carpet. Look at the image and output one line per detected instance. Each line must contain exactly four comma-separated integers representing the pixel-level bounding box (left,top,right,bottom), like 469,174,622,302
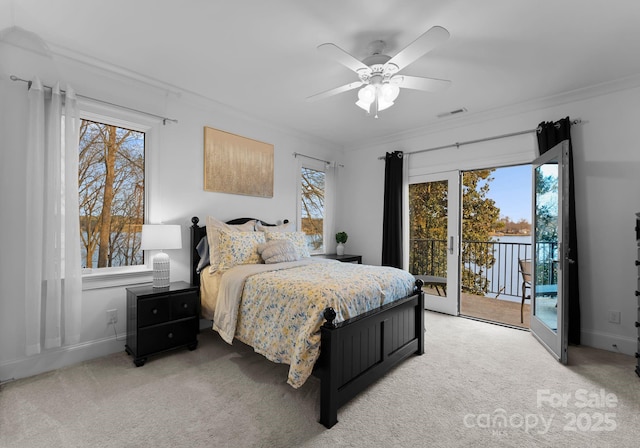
1,311,638,448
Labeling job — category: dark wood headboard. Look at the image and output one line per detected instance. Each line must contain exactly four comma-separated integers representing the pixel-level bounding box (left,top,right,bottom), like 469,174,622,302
189,216,289,287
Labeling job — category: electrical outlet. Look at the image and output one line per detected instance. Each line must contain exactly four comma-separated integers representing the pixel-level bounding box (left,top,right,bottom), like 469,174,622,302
106,309,118,325
608,311,621,324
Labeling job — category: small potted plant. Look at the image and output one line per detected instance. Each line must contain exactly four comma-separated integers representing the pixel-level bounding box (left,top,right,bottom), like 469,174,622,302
335,231,348,256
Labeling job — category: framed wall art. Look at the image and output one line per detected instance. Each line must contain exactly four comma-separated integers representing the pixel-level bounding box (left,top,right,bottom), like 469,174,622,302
203,126,274,198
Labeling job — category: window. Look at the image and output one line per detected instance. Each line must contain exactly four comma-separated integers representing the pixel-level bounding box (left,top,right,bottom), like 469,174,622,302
79,118,145,269
300,165,326,254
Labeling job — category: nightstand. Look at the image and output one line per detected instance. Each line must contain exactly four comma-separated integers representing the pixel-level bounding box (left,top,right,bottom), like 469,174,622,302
125,281,199,367
314,254,362,264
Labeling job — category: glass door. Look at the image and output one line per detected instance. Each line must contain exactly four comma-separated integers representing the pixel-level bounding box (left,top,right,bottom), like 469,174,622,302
408,171,460,315
530,141,569,364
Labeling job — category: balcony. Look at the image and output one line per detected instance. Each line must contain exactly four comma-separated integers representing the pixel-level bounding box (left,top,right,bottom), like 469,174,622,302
410,238,557,328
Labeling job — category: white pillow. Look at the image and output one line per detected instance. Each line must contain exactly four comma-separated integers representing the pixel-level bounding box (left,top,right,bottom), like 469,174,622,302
263,231,310,258
206,217,256,273
257,239,300,264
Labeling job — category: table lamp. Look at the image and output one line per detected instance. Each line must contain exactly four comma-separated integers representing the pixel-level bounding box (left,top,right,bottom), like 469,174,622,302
141,224,182,288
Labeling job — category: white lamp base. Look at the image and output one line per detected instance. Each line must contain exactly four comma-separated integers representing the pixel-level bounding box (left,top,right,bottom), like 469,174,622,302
152,252,170,289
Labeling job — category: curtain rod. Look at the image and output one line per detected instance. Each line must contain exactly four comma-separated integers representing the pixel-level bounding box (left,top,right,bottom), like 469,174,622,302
377,119,582,160
293,152,344,167
10,75,178,125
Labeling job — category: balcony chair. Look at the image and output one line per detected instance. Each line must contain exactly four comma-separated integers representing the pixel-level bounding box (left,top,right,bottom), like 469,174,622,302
518,258,559,324
518,259,532,323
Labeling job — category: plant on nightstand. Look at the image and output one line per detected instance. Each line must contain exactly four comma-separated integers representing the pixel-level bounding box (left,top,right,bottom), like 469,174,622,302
335,231,348,256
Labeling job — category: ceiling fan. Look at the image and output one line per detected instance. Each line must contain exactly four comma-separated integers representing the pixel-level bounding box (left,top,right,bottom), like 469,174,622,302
307,26,451,118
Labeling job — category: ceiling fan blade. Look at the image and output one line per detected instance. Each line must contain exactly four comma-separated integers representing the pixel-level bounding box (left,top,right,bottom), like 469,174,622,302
306,81,363,102
384,26,450,72
317,43,371,74
392,75,451,92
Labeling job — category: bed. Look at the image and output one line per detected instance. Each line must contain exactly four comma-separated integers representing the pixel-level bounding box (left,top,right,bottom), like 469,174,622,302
190,216,424,428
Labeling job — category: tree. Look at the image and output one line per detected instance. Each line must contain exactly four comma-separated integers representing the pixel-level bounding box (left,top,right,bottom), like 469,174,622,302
534,166,558,242
461,170,502,294
534,165,559,284
409,170,503,295
79,120,144,268
300,167,325,251
409,180,448,277
499,216,531,235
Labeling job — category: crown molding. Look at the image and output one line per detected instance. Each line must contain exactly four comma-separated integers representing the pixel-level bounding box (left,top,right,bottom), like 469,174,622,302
45,41,341,152
346,72,640,152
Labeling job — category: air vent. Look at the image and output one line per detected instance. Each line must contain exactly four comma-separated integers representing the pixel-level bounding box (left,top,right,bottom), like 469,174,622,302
437,107,468,118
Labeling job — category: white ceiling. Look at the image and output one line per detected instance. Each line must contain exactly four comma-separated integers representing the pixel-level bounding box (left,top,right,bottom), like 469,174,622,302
3,0,640,148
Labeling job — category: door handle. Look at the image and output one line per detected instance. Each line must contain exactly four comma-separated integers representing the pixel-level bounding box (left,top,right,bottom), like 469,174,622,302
448,236,454,255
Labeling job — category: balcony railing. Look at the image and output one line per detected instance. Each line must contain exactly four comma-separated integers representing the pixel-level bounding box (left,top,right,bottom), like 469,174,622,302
410,238,557,298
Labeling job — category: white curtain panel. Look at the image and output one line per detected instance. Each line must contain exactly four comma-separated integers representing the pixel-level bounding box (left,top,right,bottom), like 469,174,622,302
24,78,82,356
323,162,337,253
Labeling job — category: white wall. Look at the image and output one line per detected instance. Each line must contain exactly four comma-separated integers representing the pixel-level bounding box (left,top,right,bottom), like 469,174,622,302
0,37,341,381
339,80,640,356
3,29,639,381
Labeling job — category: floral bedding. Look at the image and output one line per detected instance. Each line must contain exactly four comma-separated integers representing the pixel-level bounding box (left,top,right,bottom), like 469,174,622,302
208,258,415,388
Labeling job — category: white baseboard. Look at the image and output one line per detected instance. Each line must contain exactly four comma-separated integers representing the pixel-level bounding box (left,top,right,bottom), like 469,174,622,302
580,328,637,357
2,320,214,383
0,335,126,383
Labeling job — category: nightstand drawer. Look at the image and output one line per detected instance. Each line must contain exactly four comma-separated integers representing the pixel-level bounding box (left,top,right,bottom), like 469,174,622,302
137,319,198,356
126,281,199,366
138,297,171,327
171,291,198,319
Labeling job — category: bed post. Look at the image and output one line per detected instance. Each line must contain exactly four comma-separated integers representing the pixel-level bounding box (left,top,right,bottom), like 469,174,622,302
190,217,202,287
319,307,339,428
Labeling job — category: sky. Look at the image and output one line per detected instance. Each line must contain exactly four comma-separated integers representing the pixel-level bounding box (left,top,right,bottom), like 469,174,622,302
484,164,532,222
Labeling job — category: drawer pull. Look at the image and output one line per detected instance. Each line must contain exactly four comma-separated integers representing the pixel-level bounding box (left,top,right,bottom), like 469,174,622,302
152,308,158,314
636,260,640,266
636,291,640,297
168,332,173,339
183,303,188,309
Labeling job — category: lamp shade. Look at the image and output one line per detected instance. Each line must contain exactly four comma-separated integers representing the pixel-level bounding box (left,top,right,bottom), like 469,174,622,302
141,224,182,250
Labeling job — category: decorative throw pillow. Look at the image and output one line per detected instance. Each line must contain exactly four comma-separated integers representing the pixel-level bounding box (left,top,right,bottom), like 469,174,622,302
257,239,300,264
264,231,310,258
216,230,266,271
206,217,256,273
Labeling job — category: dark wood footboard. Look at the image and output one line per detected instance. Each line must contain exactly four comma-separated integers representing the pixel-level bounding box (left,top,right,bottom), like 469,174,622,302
317,278,424,428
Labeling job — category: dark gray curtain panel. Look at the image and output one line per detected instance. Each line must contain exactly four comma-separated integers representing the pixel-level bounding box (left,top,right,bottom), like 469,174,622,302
382,151,404,269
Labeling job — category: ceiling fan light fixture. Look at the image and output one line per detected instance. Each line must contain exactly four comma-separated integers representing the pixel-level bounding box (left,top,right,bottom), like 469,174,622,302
355,83,399,114
355,99,371,113
380,83,400,102
356,84,376,112
377,98,394,112
311,26,451,117
357,85,376,103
